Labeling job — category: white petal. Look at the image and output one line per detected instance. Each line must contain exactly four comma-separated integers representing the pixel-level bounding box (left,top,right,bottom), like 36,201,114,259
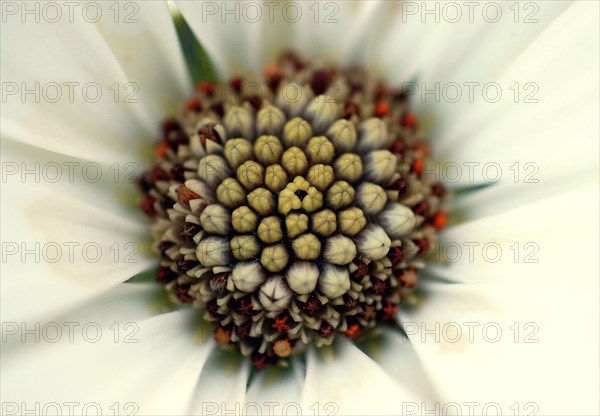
179,0,388,67
367,3,598,206
2,282,172,353
175,0,262,75
301,339,423,415
93,1,191,120
400,279,599,415
1,140,146,219
186,350,249,415
436,184,598,286
1,144,154,323
1,12,156,163
246,365,304,415
1,309,214,416
436,2,599,186
375,1,569,85
295,1,386,64
453,162,598,220
361,329,442,404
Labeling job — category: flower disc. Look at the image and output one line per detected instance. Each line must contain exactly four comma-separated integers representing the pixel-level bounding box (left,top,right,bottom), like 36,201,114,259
140,52,448,368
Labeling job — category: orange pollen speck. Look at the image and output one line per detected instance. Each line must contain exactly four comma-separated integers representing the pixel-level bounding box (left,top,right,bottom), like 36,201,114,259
412,142,430,158
402,112,418,128
374,102,390,117
412,159,425,175
214,327,231,346
197,81,215,96
399,268,418,288
272,339,292,357
344,324,361,337
263,62,282,79
185,97,202,113
431,212,448,229
155,141,170,158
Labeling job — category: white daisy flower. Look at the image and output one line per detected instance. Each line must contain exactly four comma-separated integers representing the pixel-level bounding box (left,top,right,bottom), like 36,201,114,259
1,1,598,415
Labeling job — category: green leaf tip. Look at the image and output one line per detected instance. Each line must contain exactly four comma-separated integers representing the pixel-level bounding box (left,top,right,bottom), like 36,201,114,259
170,1,219,85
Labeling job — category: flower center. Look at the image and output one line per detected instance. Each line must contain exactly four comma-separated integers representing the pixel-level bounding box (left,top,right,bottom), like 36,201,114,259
139,51,447,368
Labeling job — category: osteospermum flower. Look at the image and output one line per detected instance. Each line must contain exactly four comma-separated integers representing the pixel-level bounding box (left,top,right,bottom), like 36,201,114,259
141,51,448,367
1,1,598,415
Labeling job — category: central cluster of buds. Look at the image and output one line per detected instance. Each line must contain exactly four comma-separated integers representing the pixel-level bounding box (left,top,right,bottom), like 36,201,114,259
139,52,448,368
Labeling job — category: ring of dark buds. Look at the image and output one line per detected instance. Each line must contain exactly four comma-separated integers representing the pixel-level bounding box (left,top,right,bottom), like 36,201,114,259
139,51,448,369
